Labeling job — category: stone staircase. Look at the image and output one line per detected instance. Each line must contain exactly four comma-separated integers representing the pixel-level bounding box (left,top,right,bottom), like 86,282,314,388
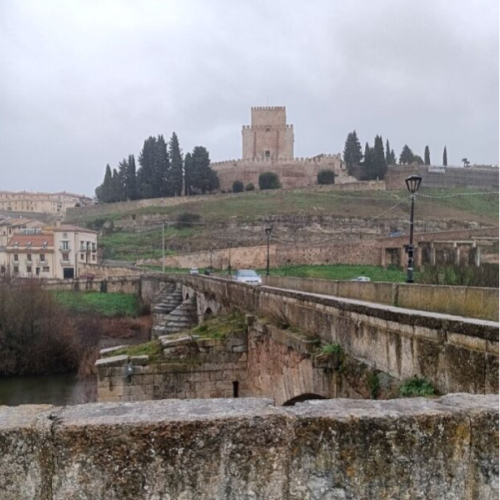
153,296,198,338
153,286,183,324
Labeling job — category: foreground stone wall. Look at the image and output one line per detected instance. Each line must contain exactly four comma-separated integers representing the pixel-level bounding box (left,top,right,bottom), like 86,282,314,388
0,395,497,500
177,276,499,394
264,276,499,321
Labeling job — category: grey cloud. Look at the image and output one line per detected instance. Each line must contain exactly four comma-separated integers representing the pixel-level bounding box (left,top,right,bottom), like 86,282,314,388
0,0,497,195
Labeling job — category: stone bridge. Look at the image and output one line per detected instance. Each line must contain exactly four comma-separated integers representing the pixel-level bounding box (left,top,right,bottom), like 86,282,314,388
176,275,498,396
97,274,498,406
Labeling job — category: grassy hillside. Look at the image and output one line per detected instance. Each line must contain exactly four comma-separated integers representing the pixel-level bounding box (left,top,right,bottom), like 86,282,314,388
80,187,497,262
53,291,140,317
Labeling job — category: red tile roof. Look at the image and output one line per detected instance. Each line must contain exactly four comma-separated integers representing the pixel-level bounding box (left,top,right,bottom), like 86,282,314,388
7,234,54,249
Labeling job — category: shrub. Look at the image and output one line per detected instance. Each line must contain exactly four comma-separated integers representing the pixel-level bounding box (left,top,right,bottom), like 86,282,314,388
320,343,342,355
258,172,281,190
245,183,255,191
175,212,202,229
317,169,336,185
399,377,436,397
232,180,244,193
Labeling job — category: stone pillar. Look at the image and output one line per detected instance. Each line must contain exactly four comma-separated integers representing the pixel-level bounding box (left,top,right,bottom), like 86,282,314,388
381,248,387,268
475,246,481,267
430,243,436,266
415,245,422,268
454,242,460,265
400,247,406,269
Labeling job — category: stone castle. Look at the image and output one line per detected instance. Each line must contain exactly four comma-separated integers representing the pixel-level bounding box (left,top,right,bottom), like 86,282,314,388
212,106,354,191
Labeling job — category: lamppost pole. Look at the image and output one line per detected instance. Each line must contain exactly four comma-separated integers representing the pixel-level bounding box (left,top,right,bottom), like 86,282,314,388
227,242,232,276
265,226,273,277
405,175,422,284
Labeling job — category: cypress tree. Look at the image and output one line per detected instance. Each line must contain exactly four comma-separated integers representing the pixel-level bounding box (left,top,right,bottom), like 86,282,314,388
390,149,396,164
95,164,113,203
154,135,170,198
110,168,124,202
424,146,431,165
137,137,157,199
188,146,218,194
343,130,363,174
443,146,448,166
372,135,387,180
399,145,415,165
385,139,392,165
168,132,184,196
184,152,193,195
120,154,138,200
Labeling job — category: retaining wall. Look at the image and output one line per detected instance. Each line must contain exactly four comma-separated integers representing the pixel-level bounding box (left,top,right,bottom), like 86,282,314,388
0,395,497,500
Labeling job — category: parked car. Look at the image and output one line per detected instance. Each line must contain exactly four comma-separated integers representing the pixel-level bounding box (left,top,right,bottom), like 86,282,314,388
233,269,262,285
351,276,371,282
190,268,199,275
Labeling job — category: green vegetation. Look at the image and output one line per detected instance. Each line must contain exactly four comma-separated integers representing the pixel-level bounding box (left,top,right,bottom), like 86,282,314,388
99,227,192,261
232,180,244,193
192,312,246,340
104,340,163,362
317,169,336,185
399,377,436,397
261,264,407,282
320,343,343,355
366,372,381,399
54,291,140,317
258,171,281,190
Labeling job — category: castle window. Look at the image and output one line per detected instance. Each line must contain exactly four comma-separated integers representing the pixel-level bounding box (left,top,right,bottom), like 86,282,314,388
265,150,270,158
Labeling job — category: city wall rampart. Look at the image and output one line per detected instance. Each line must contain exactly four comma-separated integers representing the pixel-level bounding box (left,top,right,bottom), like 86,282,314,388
1,395,497,500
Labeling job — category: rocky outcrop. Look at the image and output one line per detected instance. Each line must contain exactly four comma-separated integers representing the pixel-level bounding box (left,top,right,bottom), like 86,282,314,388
0,395,498,499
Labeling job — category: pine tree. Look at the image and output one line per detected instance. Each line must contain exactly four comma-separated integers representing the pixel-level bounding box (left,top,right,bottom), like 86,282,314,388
168,132,184,196
424,146,431,165
399,145,415,165
443,146,448,166
343,130,363,174
372,135,387,180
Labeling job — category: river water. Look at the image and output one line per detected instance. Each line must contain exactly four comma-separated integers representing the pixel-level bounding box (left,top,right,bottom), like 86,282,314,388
0,373,96,406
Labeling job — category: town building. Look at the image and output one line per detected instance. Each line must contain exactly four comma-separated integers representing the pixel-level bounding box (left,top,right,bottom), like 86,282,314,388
0,190,92,214
1,224,97,279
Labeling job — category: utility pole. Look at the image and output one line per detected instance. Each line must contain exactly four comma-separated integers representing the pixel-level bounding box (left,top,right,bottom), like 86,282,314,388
227,242,232,276
162,222,165,274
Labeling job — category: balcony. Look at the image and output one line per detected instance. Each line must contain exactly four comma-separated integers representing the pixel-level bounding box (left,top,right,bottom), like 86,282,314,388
59,245,71,252
37,260,48,266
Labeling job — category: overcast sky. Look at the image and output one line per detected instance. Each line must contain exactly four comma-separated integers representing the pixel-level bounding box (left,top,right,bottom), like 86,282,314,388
0,0,498,196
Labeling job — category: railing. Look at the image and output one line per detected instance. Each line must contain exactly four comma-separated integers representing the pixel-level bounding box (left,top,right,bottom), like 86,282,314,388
59,245,71,251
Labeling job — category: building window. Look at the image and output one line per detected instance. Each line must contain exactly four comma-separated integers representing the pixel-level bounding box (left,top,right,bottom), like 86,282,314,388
43,267,50,273
265,150,270,158
81,254,85,260
92,254,96,261
265,127,270,132
27,253,32,262
92,243,96,251
40,254,46,263
14,254,18,261
27,266,32,273
62,253,69,262
13,267,18,274
62,241,69,250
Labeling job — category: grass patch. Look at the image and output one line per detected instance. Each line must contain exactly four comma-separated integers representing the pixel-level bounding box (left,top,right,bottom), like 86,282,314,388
192,312,247,340
53,291,140,317
399,377,436,397
106,340,163,363
262,264,408,282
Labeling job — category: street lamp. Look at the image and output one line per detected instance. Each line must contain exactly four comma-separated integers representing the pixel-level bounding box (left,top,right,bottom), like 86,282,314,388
265,226,273,277
227,242,232,276
405,175,422,283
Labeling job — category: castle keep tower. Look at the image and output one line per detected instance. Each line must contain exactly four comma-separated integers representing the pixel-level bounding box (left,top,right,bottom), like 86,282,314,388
242,106,294,160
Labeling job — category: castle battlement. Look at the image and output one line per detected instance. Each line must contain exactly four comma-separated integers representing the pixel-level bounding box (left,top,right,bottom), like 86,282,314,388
250,106,286,111
212,154,343,169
